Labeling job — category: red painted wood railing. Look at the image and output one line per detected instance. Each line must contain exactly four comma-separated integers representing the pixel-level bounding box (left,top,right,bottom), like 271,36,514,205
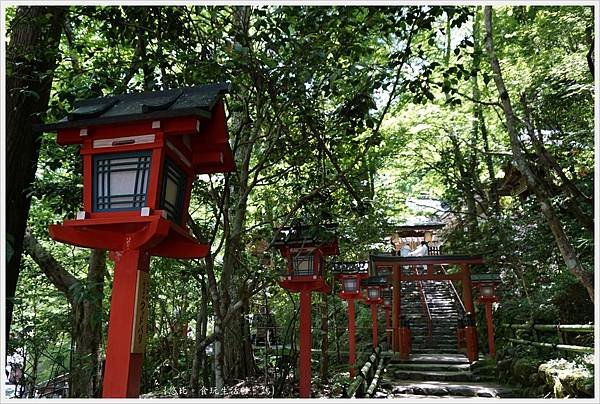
413,265,433,345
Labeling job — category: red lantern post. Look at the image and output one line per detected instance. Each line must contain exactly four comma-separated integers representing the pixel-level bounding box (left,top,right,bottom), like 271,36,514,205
274,224,339,398
382,289,392,348
363,277,386,348
333,262,369,378
473,275,501,359
37,84,234,397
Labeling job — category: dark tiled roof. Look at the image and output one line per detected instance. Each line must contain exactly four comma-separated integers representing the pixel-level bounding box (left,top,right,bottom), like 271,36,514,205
272,223,338,246
37,82,230,131
471,273,502,283
331,261,369,275
362,276,389,286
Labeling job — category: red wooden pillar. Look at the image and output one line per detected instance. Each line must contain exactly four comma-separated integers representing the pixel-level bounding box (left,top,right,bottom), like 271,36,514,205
385,307,391,347
299,290,312,398
461,264,475,313
485,302,496,358
103,249,150,398
399,321,411,361
348,299,356,378
392,264,400,352
371,303,378,347
461,264,478,362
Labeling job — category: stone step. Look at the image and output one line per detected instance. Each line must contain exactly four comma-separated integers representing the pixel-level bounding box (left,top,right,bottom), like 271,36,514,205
411,339,458,344
411,340,459,346
382,381,515,398
411,340,458,346
389,353,470,364
411,348,461,354
409,337,459,342
387,362,471,372
412,345,461,352
410,333,458,338
390,369,476,382
411,328,456,332
427,305,459,309
409,323,459,329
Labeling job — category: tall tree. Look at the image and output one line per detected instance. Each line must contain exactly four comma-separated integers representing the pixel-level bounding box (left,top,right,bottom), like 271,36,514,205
483,5,593,301
6,6,66,340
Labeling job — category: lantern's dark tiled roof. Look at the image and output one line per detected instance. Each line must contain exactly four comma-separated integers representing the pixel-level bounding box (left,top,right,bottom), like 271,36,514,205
331,261,369,275
36,82,230,131
363,276,389,286
272,223,338,246
471,273,502,283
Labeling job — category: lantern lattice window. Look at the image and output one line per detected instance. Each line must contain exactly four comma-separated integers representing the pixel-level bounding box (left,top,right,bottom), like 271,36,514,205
160,158,186,222
293,255,314,276
343,278,358,293
368,287,380,300
93,151,151,212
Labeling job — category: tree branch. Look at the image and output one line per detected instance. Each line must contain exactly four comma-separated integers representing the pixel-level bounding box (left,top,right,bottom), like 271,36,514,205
23,229,79,301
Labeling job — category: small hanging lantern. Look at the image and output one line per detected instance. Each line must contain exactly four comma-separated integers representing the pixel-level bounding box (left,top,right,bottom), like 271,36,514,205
424,230,433,242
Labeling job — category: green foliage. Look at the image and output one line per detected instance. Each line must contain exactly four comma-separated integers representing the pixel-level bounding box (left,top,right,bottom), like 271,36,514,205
8,4,594,397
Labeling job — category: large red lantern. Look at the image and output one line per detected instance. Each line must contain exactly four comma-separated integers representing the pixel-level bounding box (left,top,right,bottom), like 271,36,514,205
37,83,234,397
273,224,339,398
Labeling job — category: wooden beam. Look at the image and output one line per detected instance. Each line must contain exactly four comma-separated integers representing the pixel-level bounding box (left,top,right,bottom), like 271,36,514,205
371,255,485,266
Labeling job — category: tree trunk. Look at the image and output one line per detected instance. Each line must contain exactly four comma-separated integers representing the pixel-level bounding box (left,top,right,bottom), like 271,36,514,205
190,275,208,396
519,96,594,233
203,252,225,396
70,249,105,397
472,8,499,213
22,231,106,397
6,5,66,343
483,6,594,302
213,319,224,396
223,290,255,381
449,134,479,235
221,96,255,382
585,10,594,79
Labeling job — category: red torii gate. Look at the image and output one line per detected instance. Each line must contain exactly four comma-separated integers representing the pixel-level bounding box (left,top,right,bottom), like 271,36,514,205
370,254,485,362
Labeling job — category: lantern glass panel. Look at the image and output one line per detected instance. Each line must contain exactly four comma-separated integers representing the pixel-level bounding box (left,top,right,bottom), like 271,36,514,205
292,255,314,276
368,287,380,300
480,285,495,297
93,152,151,212
343,278,358,293
383,298,391,307
160,158,186,223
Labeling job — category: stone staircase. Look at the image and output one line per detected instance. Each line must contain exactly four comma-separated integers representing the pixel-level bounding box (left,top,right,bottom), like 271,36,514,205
378,354,514,398
378,266,515,399
400,265,463,354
